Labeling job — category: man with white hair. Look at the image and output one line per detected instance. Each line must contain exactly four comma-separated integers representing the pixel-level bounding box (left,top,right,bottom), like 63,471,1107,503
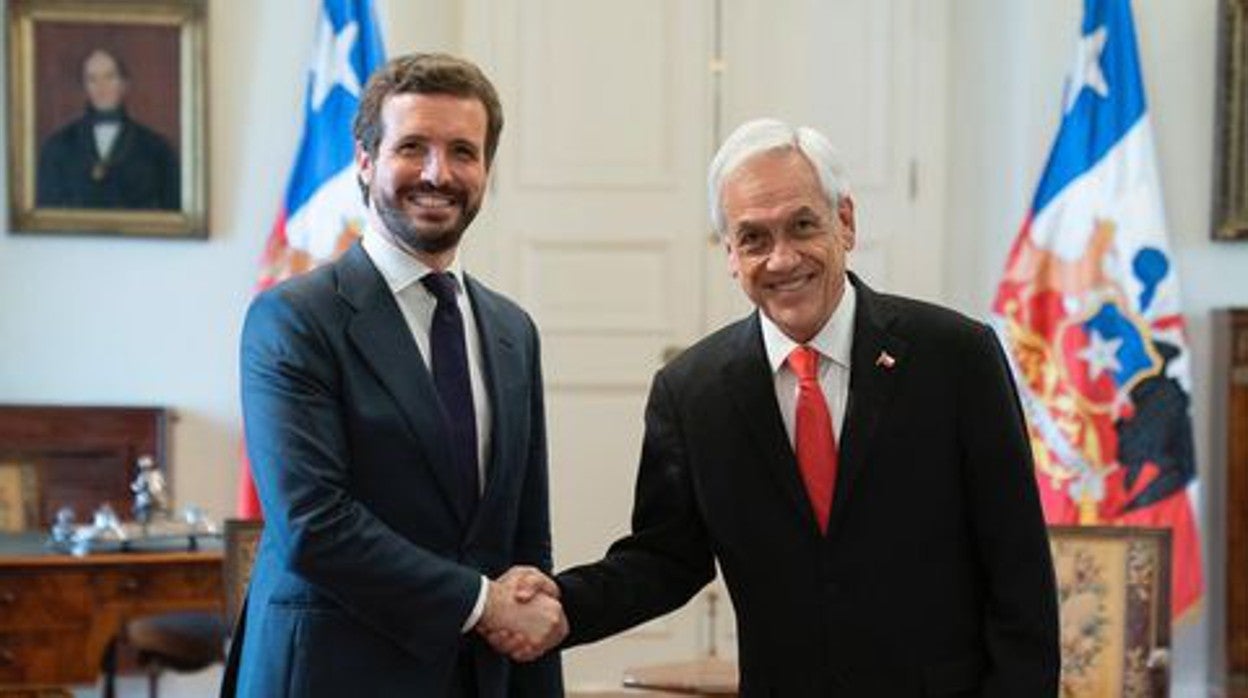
496,118,1060,696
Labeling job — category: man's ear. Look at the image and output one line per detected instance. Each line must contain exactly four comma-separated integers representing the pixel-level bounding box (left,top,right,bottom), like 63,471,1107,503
355,143,374,183
837,196,856,251
354,144,375,204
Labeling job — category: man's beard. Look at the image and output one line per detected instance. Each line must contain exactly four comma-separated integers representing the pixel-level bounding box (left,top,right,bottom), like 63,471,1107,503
374,183,480,255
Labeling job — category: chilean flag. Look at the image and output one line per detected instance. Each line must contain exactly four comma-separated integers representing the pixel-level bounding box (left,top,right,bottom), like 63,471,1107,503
991,0,1202,620
238,0,385,518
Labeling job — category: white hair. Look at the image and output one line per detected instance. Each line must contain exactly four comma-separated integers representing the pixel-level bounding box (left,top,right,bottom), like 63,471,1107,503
706,118,851,239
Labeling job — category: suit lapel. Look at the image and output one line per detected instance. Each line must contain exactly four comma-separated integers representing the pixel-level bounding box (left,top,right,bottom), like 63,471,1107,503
463,275,526,541
826,274,907,539
721,314,821,533
336,243,469,526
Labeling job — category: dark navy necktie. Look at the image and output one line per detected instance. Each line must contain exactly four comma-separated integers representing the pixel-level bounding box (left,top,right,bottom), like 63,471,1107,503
421,272,480,517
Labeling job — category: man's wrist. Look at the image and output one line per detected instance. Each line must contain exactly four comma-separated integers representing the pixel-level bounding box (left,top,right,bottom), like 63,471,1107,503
461,574,489,633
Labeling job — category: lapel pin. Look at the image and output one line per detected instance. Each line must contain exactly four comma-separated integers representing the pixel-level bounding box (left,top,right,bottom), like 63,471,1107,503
875,351,896,369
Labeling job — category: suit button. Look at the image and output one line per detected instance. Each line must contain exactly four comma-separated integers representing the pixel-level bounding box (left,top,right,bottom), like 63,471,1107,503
824,581,838,597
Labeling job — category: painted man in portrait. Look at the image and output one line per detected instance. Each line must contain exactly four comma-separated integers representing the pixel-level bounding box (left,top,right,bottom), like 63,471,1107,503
36,48,179,210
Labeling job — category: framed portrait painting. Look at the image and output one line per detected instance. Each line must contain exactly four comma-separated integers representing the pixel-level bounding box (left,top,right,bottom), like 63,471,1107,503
6,0,206,238
1216,0,1248,240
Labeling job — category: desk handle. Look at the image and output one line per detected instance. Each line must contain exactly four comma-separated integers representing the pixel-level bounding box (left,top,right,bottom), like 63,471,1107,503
119,577,141,594
0,591,15,605
0,648,15,666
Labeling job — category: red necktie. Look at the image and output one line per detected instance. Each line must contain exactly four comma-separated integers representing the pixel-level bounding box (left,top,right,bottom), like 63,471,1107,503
789,346,838,532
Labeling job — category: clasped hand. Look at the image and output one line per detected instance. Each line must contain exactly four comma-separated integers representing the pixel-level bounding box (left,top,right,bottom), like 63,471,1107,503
475,566,567,662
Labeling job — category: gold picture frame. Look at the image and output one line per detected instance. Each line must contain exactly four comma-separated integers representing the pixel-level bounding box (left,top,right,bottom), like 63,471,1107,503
1215,0,1248,240
6,0,206,238
1049,525,1172,698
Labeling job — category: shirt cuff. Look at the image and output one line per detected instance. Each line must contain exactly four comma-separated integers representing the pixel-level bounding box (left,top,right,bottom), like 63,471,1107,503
462,575,489,633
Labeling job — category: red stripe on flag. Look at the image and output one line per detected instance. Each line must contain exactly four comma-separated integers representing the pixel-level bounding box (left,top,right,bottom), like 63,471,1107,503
1151,313,1185,331
237,449,263,519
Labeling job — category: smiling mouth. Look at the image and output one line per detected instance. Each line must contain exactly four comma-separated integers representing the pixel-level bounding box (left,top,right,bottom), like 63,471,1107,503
767,273,816,293
410,193,459,211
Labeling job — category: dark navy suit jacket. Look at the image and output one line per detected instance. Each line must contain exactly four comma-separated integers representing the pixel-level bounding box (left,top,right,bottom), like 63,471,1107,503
557,274,1059,697
224,242,562,697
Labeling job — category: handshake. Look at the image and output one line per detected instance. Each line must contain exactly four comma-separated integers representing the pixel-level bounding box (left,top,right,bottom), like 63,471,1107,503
475,566,568,662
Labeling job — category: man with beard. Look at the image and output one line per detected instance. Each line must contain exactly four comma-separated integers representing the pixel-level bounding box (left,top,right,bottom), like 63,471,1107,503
37,48,179,209
225,54,565,697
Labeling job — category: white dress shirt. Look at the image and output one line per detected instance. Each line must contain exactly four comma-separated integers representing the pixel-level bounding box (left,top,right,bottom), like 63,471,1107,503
360,227,491,631
760,280,856,448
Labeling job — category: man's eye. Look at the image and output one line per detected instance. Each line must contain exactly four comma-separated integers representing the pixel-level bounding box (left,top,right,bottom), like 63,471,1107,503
737,232,767,252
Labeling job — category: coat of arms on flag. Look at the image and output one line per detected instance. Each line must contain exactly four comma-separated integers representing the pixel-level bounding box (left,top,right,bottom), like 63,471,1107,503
238,0,385,518
991,0,1202,620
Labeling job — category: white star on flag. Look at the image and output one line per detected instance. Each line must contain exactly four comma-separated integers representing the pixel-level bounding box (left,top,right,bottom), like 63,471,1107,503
310,17,362,111
1064,25,1109,113
1077,329,1123,380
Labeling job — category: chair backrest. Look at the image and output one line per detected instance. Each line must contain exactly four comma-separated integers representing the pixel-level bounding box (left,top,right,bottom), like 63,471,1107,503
1048,525,1171,698
223,518,263,636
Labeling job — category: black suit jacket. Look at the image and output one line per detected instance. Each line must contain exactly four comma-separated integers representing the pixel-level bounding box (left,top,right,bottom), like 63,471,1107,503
224,242,562,697
557,274,1058,697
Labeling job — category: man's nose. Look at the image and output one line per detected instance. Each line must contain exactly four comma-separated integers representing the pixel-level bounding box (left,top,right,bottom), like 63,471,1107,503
766,237,801,271
420,149,450,186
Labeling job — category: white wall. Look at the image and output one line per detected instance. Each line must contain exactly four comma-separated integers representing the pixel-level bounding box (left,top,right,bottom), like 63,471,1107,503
947,0,1242,694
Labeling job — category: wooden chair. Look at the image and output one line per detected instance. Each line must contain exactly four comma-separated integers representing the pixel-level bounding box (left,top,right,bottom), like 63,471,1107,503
106,519,264,698
110,611,226,698
222,518,264,636
108,519,261,698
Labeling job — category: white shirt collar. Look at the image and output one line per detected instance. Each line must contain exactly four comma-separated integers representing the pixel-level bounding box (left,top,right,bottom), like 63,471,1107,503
361,224,466,295
760,278,856,374
93,122,122,158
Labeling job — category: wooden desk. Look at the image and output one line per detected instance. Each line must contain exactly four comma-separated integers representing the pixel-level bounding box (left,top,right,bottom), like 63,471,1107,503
0,535,223,688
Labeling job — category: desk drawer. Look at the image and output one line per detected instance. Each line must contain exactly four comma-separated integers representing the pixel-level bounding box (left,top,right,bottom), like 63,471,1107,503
0,574,89,631
92,562,222,606
0,630,88,685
